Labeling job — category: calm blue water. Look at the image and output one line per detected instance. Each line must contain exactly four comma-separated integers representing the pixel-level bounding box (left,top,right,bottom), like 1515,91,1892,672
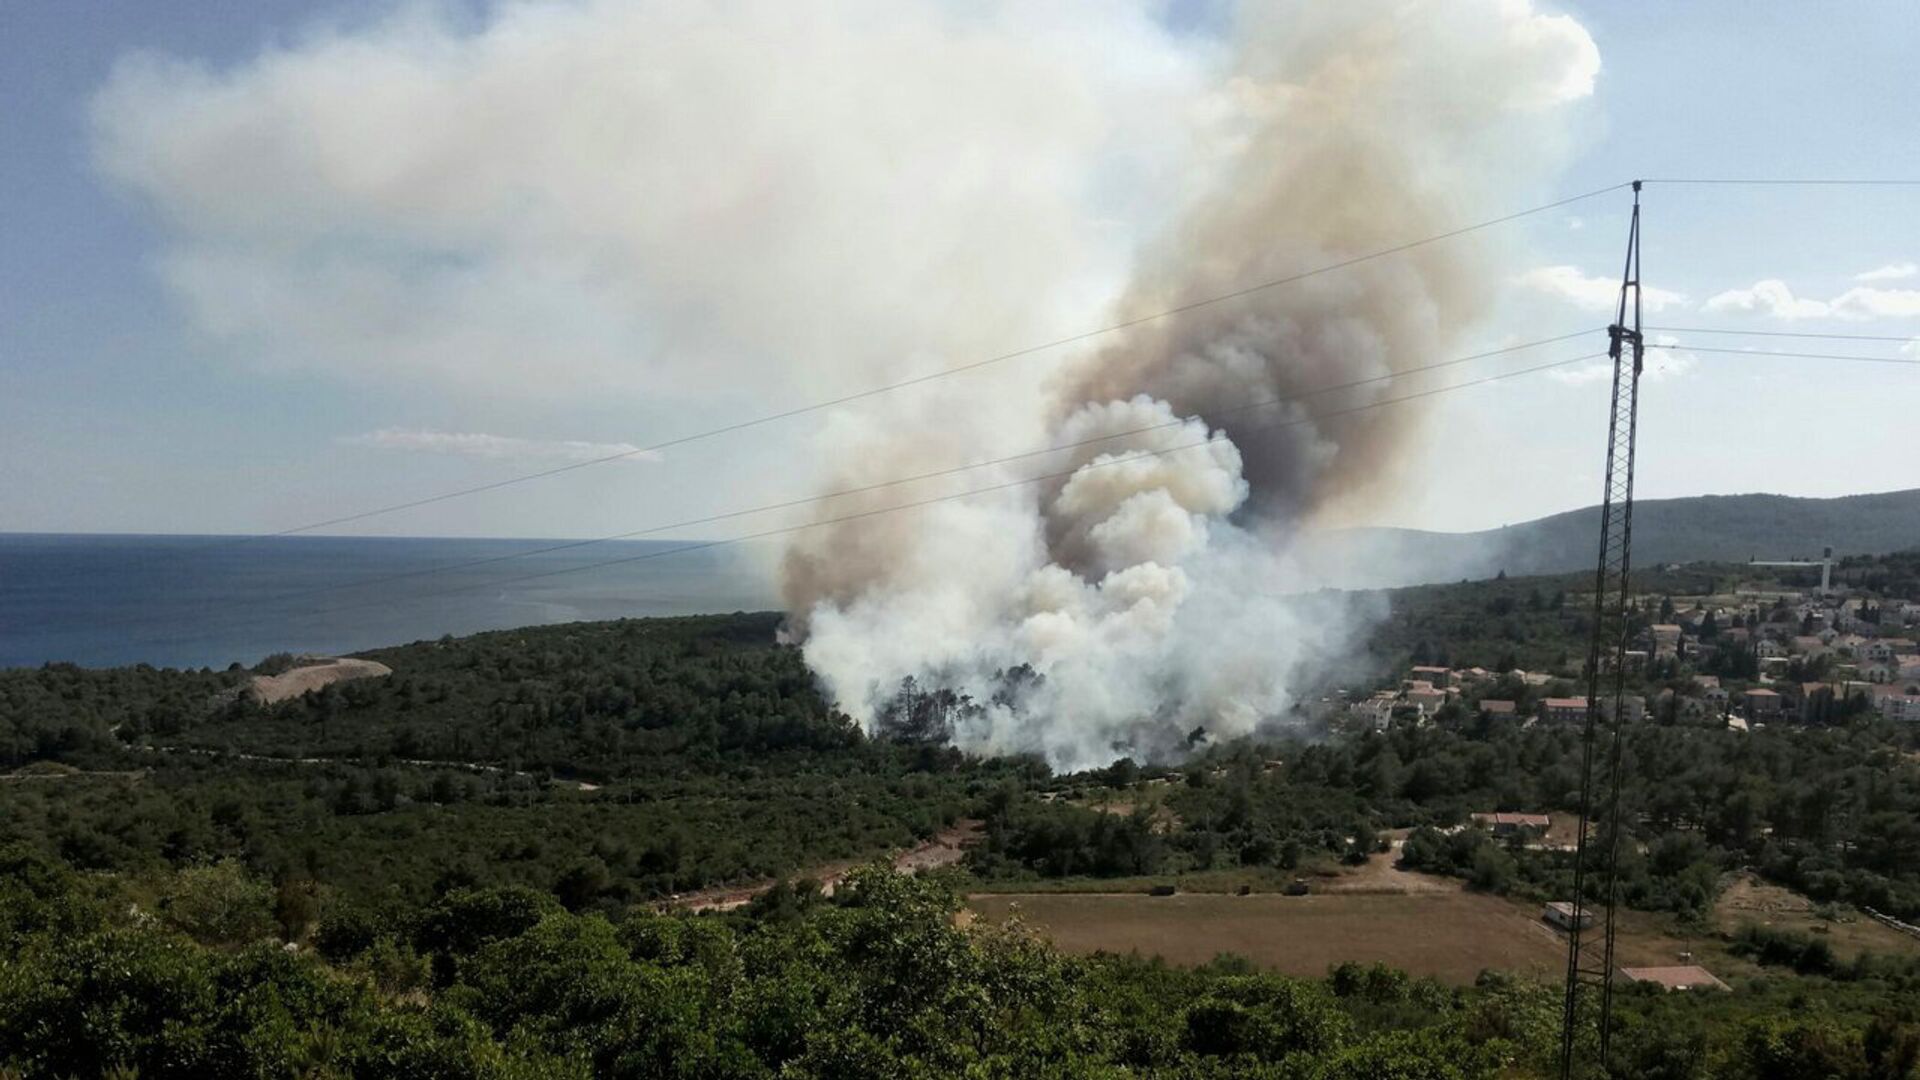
0,533,780,670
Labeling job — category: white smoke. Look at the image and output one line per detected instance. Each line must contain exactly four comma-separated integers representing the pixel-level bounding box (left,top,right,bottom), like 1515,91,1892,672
90,0,1600,770
786,1,1599,770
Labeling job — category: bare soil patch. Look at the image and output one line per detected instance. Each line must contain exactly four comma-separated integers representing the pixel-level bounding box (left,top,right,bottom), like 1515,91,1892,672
1714,873,1920,960
1313,841,1463,896
966,890,1565,984
250,658,392,704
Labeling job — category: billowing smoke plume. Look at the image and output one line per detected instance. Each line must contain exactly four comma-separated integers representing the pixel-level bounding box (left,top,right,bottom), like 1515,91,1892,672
784,1,1598,770
87,0,1596,769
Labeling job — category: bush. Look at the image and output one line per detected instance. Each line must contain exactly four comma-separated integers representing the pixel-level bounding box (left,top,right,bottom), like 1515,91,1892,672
161,861,274,945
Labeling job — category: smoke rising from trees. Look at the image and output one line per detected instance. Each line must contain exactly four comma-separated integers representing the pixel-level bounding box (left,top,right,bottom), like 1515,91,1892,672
784,1,1599,770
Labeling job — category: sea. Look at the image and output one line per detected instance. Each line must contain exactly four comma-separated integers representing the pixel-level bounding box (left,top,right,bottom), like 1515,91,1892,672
0,533,781,671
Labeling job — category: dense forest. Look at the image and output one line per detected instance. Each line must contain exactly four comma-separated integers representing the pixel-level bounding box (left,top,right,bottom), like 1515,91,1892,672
0,615,1023,902
6,582,1920,1076
6,845,1919,1080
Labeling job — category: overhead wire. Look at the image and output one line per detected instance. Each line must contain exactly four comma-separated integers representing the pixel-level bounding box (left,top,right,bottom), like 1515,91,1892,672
129,345,1610,645
1641,178,1920,187
1661,344,1920,366
188,182,1634,545
260,328,1602,603
1649,326,1919,343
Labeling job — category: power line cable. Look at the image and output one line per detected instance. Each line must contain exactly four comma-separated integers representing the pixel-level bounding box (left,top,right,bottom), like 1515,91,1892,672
192,183,1633,545
1641,178,1920,186
1665,344,1920,366
263,329,1601,603
1649,326,1919,343
131,347,1606,646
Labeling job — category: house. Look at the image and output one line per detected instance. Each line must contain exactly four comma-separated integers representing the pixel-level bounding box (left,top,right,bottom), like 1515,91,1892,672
1755,639,1787,660
1873,686,1920,724
1858,638,1915,666
1409,665,1452,687
1543,901,1594,931
1353,694,1398,730
1473,812,1551,837
1618,965,1729,992
1742,687,1783,720
1692,674,1721,691
1791,635,1831,659
1540,697,1589,724
1862,661,1901,684
1405,687,1448,715
1477,699,1517,717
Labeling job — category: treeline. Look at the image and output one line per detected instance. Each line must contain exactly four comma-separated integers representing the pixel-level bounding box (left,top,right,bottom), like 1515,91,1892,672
8,846,1920,1079
973,717,1920,924
0,615,1015,902
3,614,864,781
0,756,978,904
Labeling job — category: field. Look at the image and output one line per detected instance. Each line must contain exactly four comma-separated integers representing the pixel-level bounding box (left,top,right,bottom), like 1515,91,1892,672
969,855,1920,986
968,889,1566,983
1711,873,1920,961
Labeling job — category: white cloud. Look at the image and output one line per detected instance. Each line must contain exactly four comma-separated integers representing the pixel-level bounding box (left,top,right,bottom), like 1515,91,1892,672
90,0,1603,416
1829,287,1920,319
1856,262,1917,283
1706,279,1920,320
1516,264,1687,312
1546,360,1612,386
91,1,1210,404
341,428,659,465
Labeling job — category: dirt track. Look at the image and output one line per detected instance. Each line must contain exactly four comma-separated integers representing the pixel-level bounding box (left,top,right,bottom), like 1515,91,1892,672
676,820,982,913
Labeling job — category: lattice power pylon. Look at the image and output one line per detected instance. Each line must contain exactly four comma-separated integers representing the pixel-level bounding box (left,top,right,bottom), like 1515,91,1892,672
1557,181,1646,1079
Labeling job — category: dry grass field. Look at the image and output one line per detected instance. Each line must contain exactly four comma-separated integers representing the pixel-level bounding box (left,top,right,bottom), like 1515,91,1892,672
968,856,1920,986
967,889,1569,984
1712,873,1920,960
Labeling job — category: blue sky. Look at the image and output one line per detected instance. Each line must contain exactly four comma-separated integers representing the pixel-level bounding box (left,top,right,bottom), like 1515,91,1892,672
1,0,1914,542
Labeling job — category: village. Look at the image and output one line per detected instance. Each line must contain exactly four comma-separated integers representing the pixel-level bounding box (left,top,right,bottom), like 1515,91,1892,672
1320,565,1920,994
1347,573,1920,733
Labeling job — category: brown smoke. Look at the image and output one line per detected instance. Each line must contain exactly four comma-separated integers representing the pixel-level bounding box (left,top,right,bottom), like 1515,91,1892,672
1053,73,1492,535
777,1,1597,767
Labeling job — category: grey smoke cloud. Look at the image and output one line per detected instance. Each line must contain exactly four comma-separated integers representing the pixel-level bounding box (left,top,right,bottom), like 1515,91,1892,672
88,0,1600,770
785,0,1599,770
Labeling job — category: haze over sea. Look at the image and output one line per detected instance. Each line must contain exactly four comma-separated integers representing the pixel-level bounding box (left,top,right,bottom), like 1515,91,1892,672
0,533,778,670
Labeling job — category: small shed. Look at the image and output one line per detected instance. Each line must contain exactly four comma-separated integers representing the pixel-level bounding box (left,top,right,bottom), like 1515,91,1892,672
1543,901,1594,931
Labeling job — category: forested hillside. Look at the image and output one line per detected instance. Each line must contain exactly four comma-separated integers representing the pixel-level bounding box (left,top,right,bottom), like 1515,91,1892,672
8,605,1920,1077
6,847,1916,1079
1320,487,1920,584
